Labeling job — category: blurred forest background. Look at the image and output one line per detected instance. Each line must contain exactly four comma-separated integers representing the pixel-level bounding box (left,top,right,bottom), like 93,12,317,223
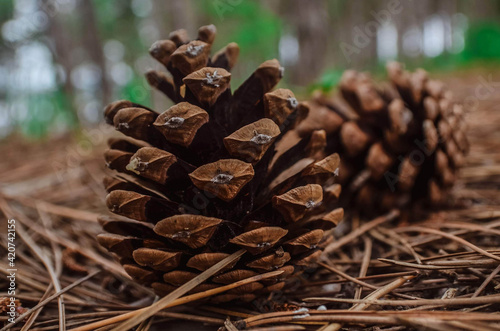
1,0,500,139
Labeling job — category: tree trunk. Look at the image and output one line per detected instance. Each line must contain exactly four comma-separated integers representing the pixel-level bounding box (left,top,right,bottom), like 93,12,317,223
46,0,76,117
79,0,111,106
288,0,328,84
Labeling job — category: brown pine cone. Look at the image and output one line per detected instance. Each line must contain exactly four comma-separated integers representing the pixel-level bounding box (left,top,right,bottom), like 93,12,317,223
98,25,343,303
296,62,468,216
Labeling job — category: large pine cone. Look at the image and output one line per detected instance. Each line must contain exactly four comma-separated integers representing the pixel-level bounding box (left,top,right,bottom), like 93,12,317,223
98,25,343,303
296,62,468,216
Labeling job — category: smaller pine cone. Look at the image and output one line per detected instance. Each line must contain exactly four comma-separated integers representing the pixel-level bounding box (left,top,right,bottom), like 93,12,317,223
99,25,343,303
296,62,468,216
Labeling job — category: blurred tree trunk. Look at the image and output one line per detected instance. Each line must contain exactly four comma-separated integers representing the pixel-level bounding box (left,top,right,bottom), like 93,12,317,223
324,0,344,68
79,0,111,105
364,0,378,68
413,0,430,62
463,0,498,20
348,0,368,69
393,0,405,61
440,0,457,58
46,0,76,115
152,1,170,111
332,1,351,68
153,0,167,35
165,0,197,36
288,0,328,84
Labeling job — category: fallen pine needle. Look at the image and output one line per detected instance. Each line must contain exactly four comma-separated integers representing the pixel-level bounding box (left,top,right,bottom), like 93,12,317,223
319,275,414,331
303,294,500,306
0,271,100,331
71,252,284,331
323,210,400,254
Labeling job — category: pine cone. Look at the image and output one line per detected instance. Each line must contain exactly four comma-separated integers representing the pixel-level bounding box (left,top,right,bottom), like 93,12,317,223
296,62,468,216
98,25,343,303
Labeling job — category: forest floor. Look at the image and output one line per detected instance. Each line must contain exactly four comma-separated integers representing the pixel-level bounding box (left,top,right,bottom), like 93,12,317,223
0,69,500,330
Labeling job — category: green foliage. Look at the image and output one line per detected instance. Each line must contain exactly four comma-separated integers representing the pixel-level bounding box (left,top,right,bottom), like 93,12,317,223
92,0,146,56
314,20,500,93
4,0,500,140
201,1,282,85
308,69,344,93
463,21,500,61
120,75,152,108
0,0,14,22
17,89,76,138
